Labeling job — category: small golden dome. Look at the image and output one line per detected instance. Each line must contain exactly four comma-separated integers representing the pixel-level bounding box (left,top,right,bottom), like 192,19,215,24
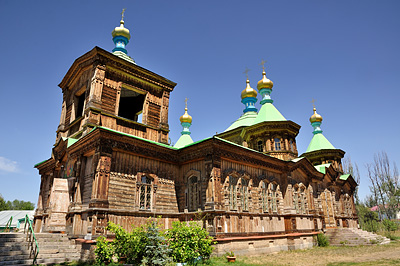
257,70,274,91
112,20,131,40
310,107,323,123
180,107,192,123
241,79,257,99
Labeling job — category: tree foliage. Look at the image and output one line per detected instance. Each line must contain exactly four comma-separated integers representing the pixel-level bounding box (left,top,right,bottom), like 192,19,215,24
367,151,399,220
0,194,35,211
343,156,361,204
95,220,215,265
166,221,215,264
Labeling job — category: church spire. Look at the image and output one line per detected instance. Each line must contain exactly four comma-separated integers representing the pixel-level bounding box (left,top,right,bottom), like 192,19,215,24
175,99,194,148
241,68,258,113
305,105,335,153
179,98,192,135
257,60,274,105
310,106,323,134
112,9,135,64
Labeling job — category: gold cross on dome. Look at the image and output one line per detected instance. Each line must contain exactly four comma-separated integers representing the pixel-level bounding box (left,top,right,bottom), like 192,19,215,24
243,68,250,79
121,8,126,20
185,98,188,109
311,98,316,108
259,59,267,71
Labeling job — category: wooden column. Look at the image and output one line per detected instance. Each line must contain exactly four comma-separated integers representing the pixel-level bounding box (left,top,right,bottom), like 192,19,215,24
90,153,111,208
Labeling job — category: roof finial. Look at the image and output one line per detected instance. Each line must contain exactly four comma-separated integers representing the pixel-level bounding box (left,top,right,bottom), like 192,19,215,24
121,8,126,21
311,98,316,109
259,59,266,72
243,67,250,80
185,97,188,110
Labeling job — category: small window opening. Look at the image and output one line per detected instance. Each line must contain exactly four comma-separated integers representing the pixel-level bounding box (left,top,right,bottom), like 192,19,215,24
274,138,281,151
257,141,263,152
118,87,146,121
76,93,85,118
290,139,294,152
138,176,153,210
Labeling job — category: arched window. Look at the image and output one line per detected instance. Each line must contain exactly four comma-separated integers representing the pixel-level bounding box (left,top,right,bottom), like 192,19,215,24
290,139,294,152
262,181,279,213
138,176,153,210
229,176,238,210
257,141,263,152
261,181,268,213
274,138,281,151
270,183,278,213
293,185,308,214
322,189,334,225
188,176,200,211
344,194,352,216
240,179,249,211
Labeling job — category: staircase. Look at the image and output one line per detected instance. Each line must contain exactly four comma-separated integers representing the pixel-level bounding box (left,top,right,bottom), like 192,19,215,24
325,228,391,246
0,232,82,265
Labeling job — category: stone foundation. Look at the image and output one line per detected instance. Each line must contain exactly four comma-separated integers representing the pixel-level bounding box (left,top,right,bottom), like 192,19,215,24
214,232,317,256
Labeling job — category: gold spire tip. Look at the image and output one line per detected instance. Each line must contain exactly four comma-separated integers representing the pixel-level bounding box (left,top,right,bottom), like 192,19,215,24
243,68,250,80
121,8,126,21
311,98,316,109
185,98,188,110
259,59,267,72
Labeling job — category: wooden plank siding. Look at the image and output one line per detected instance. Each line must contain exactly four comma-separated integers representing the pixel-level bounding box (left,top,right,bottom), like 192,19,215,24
101,84,117,114
109,151,179,213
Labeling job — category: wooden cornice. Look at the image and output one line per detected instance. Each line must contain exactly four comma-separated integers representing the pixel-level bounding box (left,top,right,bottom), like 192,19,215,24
241,120,301,140
59,46,176,92
66,127,178,162
288,157,324,180
301,148,345,160
35,158,56,175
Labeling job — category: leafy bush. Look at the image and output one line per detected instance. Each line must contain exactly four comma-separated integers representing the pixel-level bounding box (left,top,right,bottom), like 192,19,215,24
107,222,147,264
316,233,329,247
357,205,381,233
94,236,114,265
167,221,215,264
382,219,398,232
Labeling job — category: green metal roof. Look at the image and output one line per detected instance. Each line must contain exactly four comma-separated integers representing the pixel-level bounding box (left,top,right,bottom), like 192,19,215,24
224,111,257,132
112,51,135,64
174,134,194,148
314,163,331,174
305,133,335,153
253,102,286,125
340,174,351,181
34,159,50,168
97,126,177,150
67,138,78,148
291,157,303,163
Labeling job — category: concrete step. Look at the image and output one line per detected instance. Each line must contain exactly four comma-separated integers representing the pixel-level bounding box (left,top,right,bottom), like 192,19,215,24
0,231,82,265
326,228,391,246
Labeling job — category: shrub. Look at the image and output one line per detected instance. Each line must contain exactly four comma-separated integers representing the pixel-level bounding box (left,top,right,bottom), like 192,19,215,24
167,221,215,264
142,220,171,266
107,221,147,264
94,236,114,265
316,233,329,247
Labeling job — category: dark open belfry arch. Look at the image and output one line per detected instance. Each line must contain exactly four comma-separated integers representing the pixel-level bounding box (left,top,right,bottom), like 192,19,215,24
118,87,146,121
33,15,359,258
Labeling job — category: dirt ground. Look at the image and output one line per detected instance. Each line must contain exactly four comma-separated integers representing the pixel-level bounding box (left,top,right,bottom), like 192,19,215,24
236,241,400,266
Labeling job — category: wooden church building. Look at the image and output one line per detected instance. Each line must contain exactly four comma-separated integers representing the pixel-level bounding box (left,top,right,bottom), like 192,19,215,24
34,14,358,254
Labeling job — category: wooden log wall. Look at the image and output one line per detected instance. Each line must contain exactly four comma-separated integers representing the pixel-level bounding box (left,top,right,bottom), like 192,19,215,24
108,172,136,209
109,151,179,212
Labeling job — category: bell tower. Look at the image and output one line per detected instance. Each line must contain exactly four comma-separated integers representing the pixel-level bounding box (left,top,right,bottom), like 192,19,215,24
56,14,176,145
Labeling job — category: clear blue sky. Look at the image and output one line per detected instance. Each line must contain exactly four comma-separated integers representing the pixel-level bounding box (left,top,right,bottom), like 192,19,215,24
0,1,399,205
